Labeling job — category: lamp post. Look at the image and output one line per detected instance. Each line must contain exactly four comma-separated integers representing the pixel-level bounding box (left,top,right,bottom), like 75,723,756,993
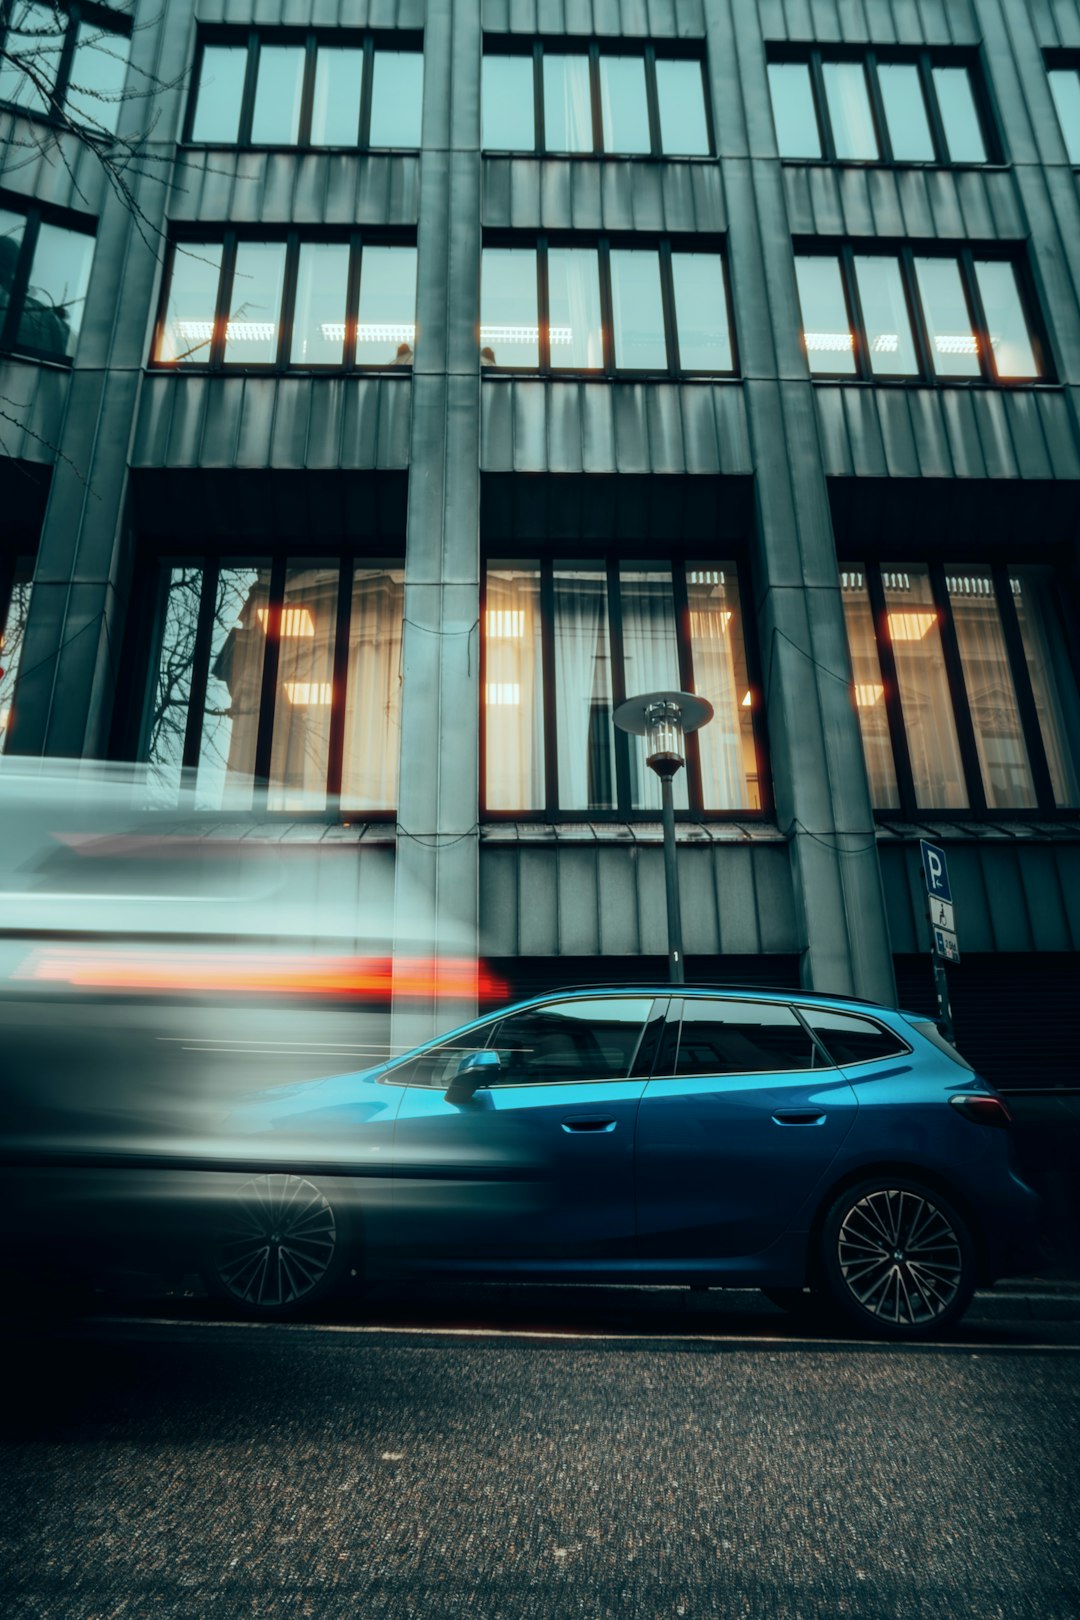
613,690,713,986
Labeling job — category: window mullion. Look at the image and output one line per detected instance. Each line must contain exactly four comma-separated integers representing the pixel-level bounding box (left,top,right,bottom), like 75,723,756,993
359,36,374,149
644,45,663,157
901,245,935,381
864,51,893,164
52,5,79,116
960,246,997,383
839,243,871,381
277,232,299,371
737,558,773,816
537,238,550,374
182,559,220,775
670,560,703,813
866,563,918,817
589,42,603,155
533,42,544,154
2,210,39,351
540,559,558,815
919,51,950,164
344,231,362,369
597,237,615,376
325,556,353,800
253,553,287,791
239,31,260,145
297,33,317,145
929,560,987,814
808,53,835,162
991,562,1057,811
212,234,238,369
606,559,632,814
658,237,680,375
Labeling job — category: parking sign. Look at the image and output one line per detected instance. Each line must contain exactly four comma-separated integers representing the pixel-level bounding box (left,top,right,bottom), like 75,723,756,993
920,840,952,904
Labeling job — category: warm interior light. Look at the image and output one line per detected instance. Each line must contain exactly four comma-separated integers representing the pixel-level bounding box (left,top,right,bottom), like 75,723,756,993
741,690,752,708
690,609,732,638
486,682,521,706
284,681,333,705
0,707,9,733
887,611,937,641
486,610,525,638
257,607,315,637
804,330,854,353
688,570,725,586
855,683,885,707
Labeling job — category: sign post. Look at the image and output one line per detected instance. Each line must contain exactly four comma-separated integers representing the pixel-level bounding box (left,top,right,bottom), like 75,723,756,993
920,839,958,1043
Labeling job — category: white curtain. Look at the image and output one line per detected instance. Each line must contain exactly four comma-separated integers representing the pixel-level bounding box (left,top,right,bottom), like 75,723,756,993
948,569,1035,810
689,573,756,811
554,568,614,810
341,568,404,812
619,570,687,811
485,567,544,810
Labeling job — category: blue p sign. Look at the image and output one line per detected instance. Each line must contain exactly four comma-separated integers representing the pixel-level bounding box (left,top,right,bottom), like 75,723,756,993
920,840,952,904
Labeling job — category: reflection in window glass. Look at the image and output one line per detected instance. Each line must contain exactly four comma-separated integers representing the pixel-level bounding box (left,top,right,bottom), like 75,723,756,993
609,249,666,371
224,241,287,364
840,570,899,809
853,255,918,376
341,566,404,812
973,260,1038,378
157,242,224,364
671,254,732,372
1049,69,1080,165
655,58,710,154
290,242,349,365
548,247,602,370
0,210,27,330
1011,567,1080,806
0,1,63,114
18,221,94,359
480,248,539,368
599,55,650,153
620,568,687,812
198,566,268,810
250,46,305,144
484,563,544,811
883,565,967,808
821,60,878,159
190,46,247,143
67,22,130,133
268,564,338,811
356,245,417,366
0,562,34,755
932,67,986,163
145,566,201,804
947,569,1035,809
370,50,423,147
311,49,363,145
794,256,856,374
543,53,593,152
488,999,652,1083
877,63,934,161
554,565,614,811
674,1000,817,1076
767,61,821,158
914,257,980,377
482,54,534,150
688,567,758,810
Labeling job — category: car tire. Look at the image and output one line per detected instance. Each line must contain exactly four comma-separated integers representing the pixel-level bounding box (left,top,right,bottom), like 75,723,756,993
202,1173,350,1319
820,1177,977,1340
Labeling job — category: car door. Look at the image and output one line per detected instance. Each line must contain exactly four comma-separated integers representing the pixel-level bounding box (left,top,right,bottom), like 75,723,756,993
635,996,859,1259
391,996,662,1269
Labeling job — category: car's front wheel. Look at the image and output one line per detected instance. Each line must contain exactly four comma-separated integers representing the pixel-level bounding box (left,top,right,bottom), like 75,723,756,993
820,1178,976,1340
203,1173,348,1318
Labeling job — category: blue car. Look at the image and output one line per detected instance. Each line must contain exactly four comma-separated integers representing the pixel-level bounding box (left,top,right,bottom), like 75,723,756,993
199,987,1045,1339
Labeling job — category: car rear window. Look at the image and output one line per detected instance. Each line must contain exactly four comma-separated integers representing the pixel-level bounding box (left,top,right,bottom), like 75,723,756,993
799,1007,910,1067
670,1000,818,1076
907,1020,975,1070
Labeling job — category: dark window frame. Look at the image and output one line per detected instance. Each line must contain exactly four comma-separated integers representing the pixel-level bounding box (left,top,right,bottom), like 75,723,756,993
149,227,418,375
766,43,1000,167
654,996,830,1079
182,26,424,150
794,240,1053,388
0,188,97,365
0,0,132,130
1045,52,1080,166
479,553,772,824
481,36,714,159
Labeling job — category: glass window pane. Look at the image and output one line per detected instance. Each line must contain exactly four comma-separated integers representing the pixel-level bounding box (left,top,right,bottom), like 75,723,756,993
196,565,268,811
821,60,879,160
18,222,94,359
599,54,650,153
484,564,544,811
840,568,899,809
0,210,27,331
932,66,986,163
877,63,934,161
482,53,534,149
0,1,64,114
609,248,666,370
674,1000,817,1076
548,246,603,370
156,242,223,364
947,568,1035,809
190,46,247,144
341,566,405,812
268,563,339,811
489,999,652,1083
620,567,687,812
1049,69,1080,166
224,241,287,365
554,565,614,811
671,253,732,372
356,245,417,367
973,259,1039,379
66,23,130,133
800,1008,908,1065
480,247,539,368
853,255,919,377
251,45,305,144
0,560,34,755
1011,566,1080,807
311,48,362,145
290,242,349,365
794,255,856,374
370,50,423,147
543,53,593,152
688,566,759,810
655,58,710,155
913,256,980,377
766,61,821,158
882,565,967,808
144,566,201,803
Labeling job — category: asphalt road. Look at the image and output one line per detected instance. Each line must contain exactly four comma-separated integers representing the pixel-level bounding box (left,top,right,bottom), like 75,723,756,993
2,1290,1079,1620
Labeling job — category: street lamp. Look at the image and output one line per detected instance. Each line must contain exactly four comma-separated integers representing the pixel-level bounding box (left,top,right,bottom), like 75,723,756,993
613,689,713,986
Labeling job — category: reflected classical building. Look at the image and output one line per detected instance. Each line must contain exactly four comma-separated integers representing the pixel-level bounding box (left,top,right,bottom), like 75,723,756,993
1,0,1080,1085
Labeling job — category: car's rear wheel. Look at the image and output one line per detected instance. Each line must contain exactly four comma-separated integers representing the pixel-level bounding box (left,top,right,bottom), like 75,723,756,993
820,1178,976,1340
203,1173,348,1318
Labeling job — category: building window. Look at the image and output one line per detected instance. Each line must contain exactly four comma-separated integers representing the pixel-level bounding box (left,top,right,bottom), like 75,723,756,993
0,0,131,134
0,197,95,362
480,239,734,376
151,234,417,371
767,49,993,165
186,31,423,148
793,247,1046,384
481,42,712,157
0,554,33,753
1047,62,1080,164
141,557,404,813
482,560,765,818
840,564,1080,816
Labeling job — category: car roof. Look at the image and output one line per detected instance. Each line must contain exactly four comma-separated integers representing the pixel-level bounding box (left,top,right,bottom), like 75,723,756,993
502,985,900,1016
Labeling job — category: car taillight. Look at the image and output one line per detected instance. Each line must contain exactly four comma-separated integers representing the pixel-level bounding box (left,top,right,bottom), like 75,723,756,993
949,1094,1013,1129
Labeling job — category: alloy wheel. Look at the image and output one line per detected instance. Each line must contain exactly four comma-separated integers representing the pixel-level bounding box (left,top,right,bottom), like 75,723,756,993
836,1187,964,1328
211,1174,338,1311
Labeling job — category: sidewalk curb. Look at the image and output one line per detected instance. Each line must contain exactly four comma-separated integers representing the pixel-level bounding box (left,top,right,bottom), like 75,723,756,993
970,1290,1080,1323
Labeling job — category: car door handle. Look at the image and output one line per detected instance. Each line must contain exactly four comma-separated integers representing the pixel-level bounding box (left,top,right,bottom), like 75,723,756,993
772,1110,826,1127
561,1118,617,1133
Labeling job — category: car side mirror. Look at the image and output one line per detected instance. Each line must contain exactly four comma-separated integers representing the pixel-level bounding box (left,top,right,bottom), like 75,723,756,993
445,1048,500,1103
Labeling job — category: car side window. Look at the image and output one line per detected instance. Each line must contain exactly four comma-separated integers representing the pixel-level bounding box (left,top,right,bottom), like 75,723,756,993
486,998,653,1084
671,999,818,1076
799,1008,910,1066
384,1026,495,1088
